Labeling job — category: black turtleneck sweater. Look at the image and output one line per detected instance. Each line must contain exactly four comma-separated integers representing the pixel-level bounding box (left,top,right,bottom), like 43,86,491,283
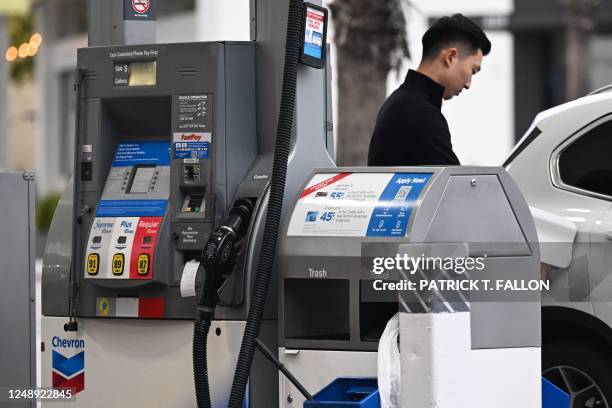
367,69,460,166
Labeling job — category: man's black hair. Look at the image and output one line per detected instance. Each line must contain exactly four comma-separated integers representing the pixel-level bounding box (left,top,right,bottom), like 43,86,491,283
421,14,491,61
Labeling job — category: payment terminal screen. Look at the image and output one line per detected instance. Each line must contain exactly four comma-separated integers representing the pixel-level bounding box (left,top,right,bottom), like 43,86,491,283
304,6,325,59
129,166,155,194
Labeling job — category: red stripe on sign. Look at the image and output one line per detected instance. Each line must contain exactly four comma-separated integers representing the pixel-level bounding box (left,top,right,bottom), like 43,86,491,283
299,172,351,199
52,371,85,394
307,10,324,21
138,298,164,318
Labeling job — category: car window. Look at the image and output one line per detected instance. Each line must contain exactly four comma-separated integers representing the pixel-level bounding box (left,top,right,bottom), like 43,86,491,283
559,119,612,197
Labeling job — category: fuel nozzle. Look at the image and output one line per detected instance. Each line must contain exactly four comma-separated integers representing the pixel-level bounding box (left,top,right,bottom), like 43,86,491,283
197,198,255,316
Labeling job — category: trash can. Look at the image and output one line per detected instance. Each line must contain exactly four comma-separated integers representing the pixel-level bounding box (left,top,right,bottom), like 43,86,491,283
304,378,380,407
542,378,570,408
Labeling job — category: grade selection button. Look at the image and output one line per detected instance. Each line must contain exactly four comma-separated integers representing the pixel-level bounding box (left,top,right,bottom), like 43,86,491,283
137,254,150,276
112,253,125,275
87,253,99,275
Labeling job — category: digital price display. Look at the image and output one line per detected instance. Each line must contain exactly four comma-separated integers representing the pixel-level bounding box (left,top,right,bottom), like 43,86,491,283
114,61,157,87
128,165,156,194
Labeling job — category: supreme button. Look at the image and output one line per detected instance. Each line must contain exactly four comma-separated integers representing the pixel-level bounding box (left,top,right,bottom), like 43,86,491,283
87,253,99,275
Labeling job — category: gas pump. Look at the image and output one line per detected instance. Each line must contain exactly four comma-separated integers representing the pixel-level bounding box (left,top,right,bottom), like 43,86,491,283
41,0,333,406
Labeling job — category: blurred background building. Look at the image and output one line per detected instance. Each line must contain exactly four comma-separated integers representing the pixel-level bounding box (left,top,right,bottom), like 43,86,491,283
2,0,612,244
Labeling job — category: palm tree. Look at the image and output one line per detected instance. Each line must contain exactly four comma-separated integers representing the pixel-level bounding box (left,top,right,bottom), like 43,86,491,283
329,0,409,166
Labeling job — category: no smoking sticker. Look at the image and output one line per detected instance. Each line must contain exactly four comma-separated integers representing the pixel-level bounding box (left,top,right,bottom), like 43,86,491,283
124,0,156,20
132,0,149,14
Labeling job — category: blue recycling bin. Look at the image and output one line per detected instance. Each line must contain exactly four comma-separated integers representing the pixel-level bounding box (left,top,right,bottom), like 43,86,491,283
304,377,380,408
542,378,570,408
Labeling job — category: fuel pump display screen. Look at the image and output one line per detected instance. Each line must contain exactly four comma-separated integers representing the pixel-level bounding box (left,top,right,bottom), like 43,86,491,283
114,61,157,86
129,61,156,86
129,166,156,194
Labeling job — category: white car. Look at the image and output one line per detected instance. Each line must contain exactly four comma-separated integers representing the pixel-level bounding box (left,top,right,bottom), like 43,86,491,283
505,86,612,408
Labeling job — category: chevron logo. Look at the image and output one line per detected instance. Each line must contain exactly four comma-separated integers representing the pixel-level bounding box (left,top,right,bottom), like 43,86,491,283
52,350,85,394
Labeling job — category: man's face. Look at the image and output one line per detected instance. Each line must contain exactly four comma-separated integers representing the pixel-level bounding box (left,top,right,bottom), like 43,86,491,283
440,47,483,100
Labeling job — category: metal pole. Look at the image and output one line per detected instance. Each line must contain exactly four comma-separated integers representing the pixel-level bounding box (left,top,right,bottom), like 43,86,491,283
88,0,156,46
0,16,10,170
254,338,313,401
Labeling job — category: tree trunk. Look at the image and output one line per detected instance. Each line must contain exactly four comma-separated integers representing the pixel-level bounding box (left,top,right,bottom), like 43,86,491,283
329,0,408,166
563,0,597,100
335,46,388,166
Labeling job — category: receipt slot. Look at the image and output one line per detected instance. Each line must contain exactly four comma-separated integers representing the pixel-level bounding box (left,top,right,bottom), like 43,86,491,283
277,167,542,408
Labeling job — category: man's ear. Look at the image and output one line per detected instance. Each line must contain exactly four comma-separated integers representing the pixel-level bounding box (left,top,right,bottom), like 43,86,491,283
442,47,458,67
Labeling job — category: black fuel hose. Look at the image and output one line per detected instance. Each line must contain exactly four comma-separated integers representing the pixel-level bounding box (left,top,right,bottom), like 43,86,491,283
194,311,213,408
194,198,255,408
227,0,304,406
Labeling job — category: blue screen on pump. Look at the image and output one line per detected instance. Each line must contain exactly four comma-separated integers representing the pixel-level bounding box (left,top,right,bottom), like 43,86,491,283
304,7,324,59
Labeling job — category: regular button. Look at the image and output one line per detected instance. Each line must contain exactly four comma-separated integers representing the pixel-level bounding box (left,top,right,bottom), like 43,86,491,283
137,254,150,276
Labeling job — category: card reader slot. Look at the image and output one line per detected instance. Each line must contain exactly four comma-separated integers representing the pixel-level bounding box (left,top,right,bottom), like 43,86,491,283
183,164,201,183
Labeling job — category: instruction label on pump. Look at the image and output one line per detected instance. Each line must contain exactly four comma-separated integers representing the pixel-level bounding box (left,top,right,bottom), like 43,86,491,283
173,132,211,159
287,172,432,237
176,94,211,131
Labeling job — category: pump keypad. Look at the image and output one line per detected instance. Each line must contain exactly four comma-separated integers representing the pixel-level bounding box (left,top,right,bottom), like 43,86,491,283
182,193,205,214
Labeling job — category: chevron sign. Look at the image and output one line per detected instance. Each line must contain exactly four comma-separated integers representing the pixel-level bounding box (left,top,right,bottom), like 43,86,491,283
51,337,85,394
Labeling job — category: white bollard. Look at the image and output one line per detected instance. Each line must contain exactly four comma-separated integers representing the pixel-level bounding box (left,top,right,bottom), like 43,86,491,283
400,311,541,408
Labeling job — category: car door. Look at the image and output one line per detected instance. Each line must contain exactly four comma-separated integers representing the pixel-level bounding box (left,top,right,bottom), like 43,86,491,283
588,206,612,329
552,116,612,330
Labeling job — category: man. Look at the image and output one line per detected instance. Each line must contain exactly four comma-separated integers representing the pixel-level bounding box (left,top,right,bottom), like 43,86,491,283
368,14,491,166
